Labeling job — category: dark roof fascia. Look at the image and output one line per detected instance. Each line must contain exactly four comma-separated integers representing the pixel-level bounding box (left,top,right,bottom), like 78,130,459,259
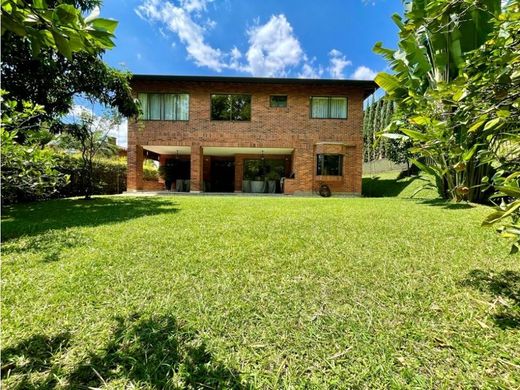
131,74,377,91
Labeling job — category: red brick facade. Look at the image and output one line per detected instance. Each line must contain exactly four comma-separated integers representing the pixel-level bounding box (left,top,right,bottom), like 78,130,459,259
128,75,375,195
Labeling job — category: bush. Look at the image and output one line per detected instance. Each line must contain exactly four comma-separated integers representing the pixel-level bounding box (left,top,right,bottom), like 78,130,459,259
58,155,127,197
143,165,158,181
1,130,69,204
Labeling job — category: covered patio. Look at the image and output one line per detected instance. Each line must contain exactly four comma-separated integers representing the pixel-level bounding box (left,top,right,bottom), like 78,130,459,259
138,145,294,194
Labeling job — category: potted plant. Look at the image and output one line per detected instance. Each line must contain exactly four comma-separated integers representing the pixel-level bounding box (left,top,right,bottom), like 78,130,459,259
242,171,253,193
266,170,279,193
158,165,175,191
251,175,266,193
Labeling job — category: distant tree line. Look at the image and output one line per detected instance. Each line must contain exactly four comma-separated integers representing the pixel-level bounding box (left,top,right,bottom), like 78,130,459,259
363,96,411,169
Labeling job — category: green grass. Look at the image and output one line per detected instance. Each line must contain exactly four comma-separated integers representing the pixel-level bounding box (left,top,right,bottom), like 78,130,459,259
2,194,519,389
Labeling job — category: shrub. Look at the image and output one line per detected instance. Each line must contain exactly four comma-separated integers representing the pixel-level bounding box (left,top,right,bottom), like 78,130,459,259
58,155,127,197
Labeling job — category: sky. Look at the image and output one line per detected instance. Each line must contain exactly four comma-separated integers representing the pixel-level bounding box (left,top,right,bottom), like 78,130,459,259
93,0,403,145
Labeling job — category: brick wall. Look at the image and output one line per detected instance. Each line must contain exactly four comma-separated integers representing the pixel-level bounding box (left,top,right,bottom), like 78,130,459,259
127,79,367,194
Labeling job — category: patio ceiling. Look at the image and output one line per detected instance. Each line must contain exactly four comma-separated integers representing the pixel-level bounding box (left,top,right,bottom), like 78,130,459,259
203,147,294,156
143,145,191,155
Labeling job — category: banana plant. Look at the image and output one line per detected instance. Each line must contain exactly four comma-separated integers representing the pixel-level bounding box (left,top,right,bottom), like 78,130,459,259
373,0,502,202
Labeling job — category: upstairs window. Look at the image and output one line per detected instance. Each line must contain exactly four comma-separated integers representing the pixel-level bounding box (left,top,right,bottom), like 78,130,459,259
316,154,343,176
211,94,251,121
311,96,347,119
138,93,189,121
270,95,287,108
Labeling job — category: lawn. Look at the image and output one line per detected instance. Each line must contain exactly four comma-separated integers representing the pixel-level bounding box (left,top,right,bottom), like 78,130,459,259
2,181,519,388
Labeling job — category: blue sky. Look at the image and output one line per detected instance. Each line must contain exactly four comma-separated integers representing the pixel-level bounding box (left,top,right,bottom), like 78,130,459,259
100,0,402,80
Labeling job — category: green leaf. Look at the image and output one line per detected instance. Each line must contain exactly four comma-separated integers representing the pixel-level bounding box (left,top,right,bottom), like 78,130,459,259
401,128,431,142
381,133,408,140
91,18,118,34
482,211,505,226
453,89,467,102
51,30,71,59
372,42,395,59
496,186,520,198
410,158,438,177
484,118,501,131
410,116,430,126
374,72,401,94
1,15,27,37
468,117,488,133
32,0,46,9
462,144,479,161
54,4,77,24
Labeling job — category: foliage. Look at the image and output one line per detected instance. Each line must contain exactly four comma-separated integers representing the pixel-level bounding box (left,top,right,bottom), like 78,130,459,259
1,0,139,123
2,196,518,388
482,173,520,254
58,155,127,196
59,106,122,199
143,160,159,181
1,0,116,59
1,94,68,204
455,1,519,253
374,0,502,203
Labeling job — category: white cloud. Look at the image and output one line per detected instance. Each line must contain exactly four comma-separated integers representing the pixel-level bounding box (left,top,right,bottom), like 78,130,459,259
298,56,323,79
135,1,375,81
179,0,212,13
351,65,378,80
244,14,304,77
328,49,352,79
136,0,225,71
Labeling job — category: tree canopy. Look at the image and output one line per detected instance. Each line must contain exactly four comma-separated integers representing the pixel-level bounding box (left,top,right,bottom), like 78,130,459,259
1,0,139,121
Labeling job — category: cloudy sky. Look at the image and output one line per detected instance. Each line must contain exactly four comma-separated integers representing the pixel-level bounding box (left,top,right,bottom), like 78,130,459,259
97,0,402,145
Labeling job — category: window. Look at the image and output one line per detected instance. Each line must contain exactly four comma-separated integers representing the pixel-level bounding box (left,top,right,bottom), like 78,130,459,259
138,93,189,120
270,95,287,108
316,154,343,176
310,96,347,119
211,94,251,121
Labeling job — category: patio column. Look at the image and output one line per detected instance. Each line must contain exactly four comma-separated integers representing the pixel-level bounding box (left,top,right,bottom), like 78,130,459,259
190,144,203,192
127,144,144,191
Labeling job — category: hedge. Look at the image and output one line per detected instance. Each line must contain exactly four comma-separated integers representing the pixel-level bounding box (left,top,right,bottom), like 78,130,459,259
58,155,127,197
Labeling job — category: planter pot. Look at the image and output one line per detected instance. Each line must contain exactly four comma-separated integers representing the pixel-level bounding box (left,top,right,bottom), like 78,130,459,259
251,180,266,193
176,179,184,192
242,180,251,193
267,180,276,193
184,179,190,192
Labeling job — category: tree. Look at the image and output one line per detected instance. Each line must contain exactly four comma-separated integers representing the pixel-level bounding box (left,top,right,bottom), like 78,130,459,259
1,0,138,203
374,0,502,202
58,106,121,199
1,0,139,124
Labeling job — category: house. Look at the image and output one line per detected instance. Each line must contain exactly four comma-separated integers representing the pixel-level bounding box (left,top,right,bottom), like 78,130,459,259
127,75,376,195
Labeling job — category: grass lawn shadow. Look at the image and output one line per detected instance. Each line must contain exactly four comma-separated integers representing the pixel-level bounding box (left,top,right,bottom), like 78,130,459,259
67,313,247,389
362,174,422,197
1,197,179,242
416,198,476,210
2,314,247,389
1,333,72,389
461,270,520,329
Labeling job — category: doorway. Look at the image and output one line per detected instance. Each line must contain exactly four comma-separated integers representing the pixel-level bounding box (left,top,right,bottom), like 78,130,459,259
210,158,235,192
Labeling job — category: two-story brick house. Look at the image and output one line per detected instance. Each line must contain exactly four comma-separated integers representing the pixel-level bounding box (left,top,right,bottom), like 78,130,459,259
127,75,376,195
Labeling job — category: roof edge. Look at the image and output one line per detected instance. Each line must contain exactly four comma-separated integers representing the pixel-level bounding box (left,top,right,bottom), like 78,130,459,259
131,74,378,89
